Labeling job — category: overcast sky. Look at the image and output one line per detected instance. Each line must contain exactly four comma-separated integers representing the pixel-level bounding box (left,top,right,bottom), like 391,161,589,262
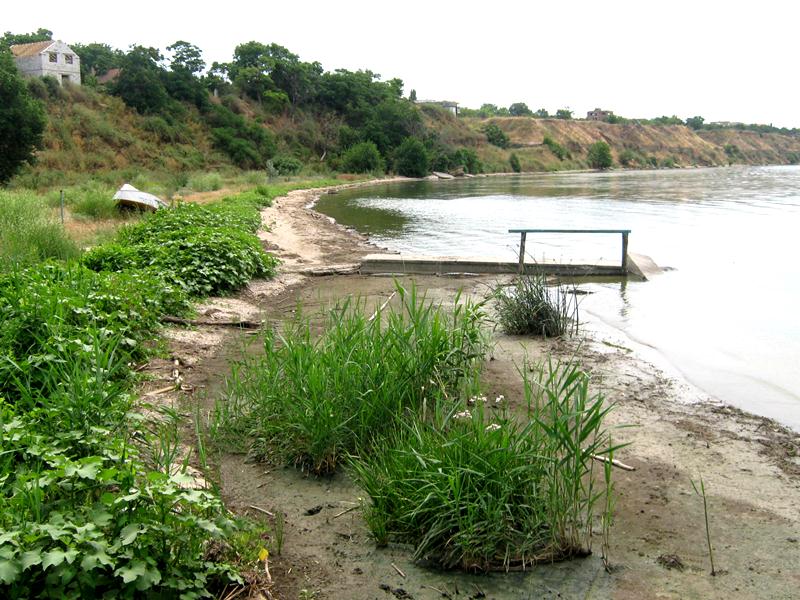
5,0,799,127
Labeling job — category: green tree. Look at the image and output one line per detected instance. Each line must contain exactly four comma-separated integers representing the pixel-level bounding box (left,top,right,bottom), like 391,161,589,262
0,50,46,183
409,89,417,103
0,28,52,50
70,42,123,83
112,46,168,114
555,108,573,120
686,115,705,130
534,108,549,118
393,137,429,177
341,141,384,173
509,152,521,173
484,123,510,148
167,40,205,74
509,102,533,117
587,141,613,169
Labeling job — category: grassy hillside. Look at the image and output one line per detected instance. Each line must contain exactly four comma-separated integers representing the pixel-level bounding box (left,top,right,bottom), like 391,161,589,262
461,116,800,172
11,83,800,192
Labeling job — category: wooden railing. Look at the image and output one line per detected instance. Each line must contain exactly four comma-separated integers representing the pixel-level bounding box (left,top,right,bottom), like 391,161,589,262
508,228,631,274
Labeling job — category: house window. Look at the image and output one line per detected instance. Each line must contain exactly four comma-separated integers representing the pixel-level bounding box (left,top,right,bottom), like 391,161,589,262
65,54,73,65
49,52,57,63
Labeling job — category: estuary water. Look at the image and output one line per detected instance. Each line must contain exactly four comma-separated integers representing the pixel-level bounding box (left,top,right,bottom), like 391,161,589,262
316,167,800,430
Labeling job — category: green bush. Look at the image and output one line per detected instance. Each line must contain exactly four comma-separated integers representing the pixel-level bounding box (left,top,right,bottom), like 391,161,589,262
215,284,488,474
483,123,510,149
586,141,613,170
618,148,639,167
509,152,521,173
270,155,303,176
341,141,384,173
393,137,429,177
543,136,571,160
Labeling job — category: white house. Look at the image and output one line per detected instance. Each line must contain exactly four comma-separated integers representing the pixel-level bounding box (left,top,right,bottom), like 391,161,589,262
10,40,81,85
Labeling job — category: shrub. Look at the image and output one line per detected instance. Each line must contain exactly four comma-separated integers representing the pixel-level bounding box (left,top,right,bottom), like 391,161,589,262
494,273,578,337
341,141,384,174
0,51,46,183
618,148,639,167
215,284,488,474
352,356,618,571
451,148,482,174
393,137,429,177
270,155,303,176
483,123,510,149
586,141,613,170
509,152,521,173
543,136,571,160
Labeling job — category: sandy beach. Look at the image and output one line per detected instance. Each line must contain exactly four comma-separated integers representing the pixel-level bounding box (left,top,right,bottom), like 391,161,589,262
140,179,800,599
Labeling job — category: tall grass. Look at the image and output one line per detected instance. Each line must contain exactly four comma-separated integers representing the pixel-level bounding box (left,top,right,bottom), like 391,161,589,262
351,356,620,571
494,273,579,337
0,191,78,267
214,283,488,474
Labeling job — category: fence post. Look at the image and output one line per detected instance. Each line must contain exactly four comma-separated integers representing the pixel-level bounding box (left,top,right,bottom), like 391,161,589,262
621,231,629,274
517,231,527,274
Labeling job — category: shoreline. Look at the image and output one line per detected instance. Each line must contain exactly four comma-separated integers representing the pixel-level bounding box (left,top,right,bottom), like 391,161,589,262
150,177,800,598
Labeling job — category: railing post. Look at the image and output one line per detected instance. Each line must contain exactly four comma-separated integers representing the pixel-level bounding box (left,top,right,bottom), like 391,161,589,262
518,231,527,274
621,232,629,274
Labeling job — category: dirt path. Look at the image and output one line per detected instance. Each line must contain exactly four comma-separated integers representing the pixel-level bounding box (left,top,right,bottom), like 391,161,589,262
143,179,800,600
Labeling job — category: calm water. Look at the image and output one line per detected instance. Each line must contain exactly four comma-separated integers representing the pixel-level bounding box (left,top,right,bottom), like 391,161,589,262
317,167,800,430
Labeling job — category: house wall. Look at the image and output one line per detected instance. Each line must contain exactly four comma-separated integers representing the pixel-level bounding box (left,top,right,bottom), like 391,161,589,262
14,41,81,85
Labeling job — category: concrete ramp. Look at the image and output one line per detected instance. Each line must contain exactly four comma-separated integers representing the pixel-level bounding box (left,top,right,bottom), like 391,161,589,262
360,254,650,278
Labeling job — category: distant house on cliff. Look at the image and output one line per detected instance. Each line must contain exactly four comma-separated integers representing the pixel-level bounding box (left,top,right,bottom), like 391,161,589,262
10,40,81,86
587,108,613,121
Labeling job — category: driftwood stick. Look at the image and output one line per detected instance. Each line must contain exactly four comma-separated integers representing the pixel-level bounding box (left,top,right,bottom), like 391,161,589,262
391,562,406,578
591,454,636,471
145,385,176,396
333,505,359,519
368,291,397,322
162,315,262,329
248,504,275,517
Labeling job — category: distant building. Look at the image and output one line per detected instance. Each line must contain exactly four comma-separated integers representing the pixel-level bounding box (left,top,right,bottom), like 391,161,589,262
420,100,459,116
10,40,81,86
587,108,613,121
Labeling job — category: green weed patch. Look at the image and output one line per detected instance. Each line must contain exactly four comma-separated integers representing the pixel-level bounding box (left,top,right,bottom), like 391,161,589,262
83,191,277,297
215,284,488,474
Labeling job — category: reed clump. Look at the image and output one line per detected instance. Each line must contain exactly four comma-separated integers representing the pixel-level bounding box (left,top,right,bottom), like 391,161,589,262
494,273,579,337
351,356,619,571
215,283,489,474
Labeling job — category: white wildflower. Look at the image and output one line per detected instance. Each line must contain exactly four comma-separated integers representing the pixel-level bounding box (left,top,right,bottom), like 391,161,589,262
485,423,502,432
495,395,505,404
453,410,472,421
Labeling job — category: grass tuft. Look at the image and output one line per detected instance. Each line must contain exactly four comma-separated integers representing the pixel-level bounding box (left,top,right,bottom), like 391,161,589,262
351,356,620,571
494,273,579,337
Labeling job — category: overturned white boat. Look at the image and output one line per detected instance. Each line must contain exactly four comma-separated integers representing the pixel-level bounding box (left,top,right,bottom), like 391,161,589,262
113,183,168,211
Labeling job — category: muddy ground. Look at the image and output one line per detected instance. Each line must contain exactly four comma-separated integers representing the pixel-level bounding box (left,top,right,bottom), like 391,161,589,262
140,181,800,600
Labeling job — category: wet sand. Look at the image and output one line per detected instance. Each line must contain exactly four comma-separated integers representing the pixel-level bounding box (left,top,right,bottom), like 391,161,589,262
139,180,800,599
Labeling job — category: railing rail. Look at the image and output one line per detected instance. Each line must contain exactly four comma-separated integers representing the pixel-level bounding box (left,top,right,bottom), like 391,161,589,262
508,228,631,274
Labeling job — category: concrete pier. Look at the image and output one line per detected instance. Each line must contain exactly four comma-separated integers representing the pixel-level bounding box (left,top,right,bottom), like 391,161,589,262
360,253,657,279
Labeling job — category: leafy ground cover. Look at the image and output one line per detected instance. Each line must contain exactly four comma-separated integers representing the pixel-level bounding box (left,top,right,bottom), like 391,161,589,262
0,181,330,597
